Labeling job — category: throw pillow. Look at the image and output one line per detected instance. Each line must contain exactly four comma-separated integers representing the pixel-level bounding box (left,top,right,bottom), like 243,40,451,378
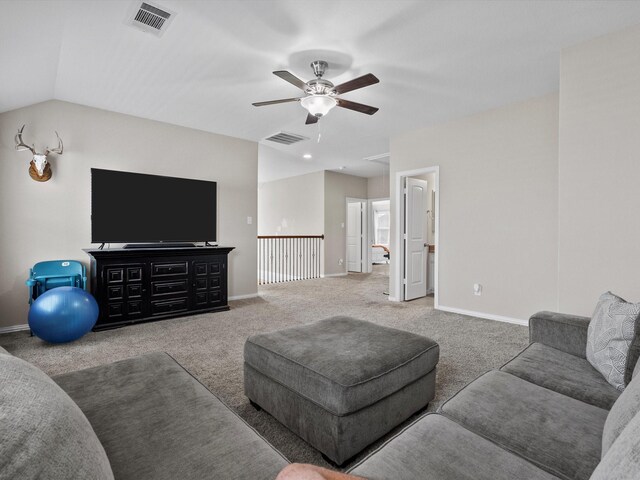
0,353,114,479
586,292,640,391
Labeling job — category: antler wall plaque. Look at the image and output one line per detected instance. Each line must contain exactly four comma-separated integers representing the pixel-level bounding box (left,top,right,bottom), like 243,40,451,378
15,125,64,182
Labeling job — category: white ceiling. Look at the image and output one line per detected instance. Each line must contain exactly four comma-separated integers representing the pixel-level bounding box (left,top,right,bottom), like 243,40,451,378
2,1,640,182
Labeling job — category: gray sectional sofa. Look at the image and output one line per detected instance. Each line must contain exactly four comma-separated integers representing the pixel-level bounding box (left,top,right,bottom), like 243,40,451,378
0,347,288,479
346,311,640,479
2,310,640,479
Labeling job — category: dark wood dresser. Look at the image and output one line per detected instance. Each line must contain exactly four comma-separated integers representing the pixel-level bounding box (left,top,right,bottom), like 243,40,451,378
84,246,234,331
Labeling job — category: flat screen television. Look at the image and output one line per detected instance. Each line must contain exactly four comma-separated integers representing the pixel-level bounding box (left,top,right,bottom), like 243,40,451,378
91,169,217,244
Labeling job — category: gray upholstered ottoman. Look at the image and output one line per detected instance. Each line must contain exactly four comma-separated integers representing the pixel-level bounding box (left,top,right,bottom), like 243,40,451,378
243,316,439,465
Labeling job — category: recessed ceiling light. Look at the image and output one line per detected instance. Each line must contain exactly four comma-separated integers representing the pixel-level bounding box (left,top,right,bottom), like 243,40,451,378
338,166,346,170
303,154,312,159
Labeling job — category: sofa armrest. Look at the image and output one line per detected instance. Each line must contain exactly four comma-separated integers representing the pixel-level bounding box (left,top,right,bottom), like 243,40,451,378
529,311,590,358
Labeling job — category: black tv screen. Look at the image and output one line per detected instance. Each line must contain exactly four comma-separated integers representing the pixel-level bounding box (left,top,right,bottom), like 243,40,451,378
91,169,217,243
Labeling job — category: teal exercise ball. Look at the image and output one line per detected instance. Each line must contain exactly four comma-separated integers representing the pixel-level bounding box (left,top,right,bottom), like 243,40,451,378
28,287,99,343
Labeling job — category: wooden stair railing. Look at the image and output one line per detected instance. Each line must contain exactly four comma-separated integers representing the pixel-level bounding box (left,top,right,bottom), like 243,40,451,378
257,235,324,285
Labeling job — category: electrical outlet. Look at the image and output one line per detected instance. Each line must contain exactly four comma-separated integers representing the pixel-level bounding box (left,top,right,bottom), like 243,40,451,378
473,283,482,296
247,216,252,225
339,259,344,265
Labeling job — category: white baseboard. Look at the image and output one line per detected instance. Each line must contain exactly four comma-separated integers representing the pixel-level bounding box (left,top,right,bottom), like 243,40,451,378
228,293,259,301
388,296,399,302
437,305,528,326
321,273,348,278
0,324,30,335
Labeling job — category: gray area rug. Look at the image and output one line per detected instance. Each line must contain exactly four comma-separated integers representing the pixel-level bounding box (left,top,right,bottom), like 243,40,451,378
0,266,529,469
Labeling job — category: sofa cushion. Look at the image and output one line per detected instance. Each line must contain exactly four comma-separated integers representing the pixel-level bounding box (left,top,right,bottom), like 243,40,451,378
601,372,640,457
501,343,620,409
348,414,559,480
53,352,288,480
0,352,114,480
439,370,607,480
586,292,640,391
590,410,640,480
244,316,439,415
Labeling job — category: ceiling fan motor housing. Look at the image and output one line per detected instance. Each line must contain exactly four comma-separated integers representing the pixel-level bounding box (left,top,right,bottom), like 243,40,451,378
305,78,334,95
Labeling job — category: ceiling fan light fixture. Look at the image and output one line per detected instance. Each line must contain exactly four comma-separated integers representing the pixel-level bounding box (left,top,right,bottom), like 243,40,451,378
301,95,337,118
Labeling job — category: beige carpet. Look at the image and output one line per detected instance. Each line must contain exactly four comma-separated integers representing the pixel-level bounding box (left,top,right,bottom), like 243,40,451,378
0,265,529,469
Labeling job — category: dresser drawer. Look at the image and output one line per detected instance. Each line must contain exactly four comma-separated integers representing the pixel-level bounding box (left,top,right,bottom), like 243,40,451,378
209,290,223,305
209,262,222,275
107,302,124,318
151,297,188,316
108,285,123,300
127,284,142,298
127,267,143,282
127,300,143,316
209,276,221,290
151,262,188,277
151,280,188,296
106,268,123,283
195,292,208,305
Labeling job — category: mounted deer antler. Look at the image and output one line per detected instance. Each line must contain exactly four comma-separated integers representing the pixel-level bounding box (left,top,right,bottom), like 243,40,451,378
44,131,63,156
14,125,36,155
14,125,64,182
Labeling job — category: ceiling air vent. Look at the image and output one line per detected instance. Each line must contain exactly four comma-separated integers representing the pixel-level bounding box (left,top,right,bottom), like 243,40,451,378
264,132,309,146
127,2,175,37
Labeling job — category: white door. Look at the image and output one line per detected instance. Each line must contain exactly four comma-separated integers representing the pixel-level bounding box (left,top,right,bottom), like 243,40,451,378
404,177,429,300
347,202,363,272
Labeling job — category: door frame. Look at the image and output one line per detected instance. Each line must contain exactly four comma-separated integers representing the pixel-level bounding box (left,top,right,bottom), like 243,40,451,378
393,166,440,306
345,197,368,273
367,197,390,273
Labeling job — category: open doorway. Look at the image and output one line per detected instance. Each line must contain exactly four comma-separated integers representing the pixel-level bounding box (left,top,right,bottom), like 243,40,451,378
393,167,439,304
346,198,367,273
369,199,390,277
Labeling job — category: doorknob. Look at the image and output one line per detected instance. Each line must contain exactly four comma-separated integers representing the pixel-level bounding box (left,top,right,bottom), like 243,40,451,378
424,243,428,247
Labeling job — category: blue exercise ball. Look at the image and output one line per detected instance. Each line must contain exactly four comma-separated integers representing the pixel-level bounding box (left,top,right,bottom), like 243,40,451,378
28,287,99,343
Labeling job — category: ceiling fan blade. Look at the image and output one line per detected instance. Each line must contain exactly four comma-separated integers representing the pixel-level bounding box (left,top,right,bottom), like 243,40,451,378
305,113,319,125
273,70,308,91
333,73,379,95
336,99,379,115
252,97,301,107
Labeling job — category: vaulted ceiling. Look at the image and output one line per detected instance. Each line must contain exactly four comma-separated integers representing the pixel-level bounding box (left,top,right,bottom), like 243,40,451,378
3,0,640,181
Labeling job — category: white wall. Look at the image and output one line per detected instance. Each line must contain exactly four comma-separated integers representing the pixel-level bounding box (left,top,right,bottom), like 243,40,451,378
367,174,390,199
324,171,368,276
258,144,317,184
390,94,559,321
0,100,258,329
258,171,324,235
558,24,640,315
257,170,366,277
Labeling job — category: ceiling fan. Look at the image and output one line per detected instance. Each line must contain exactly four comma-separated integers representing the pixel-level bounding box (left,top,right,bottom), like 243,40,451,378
252,60,380,125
